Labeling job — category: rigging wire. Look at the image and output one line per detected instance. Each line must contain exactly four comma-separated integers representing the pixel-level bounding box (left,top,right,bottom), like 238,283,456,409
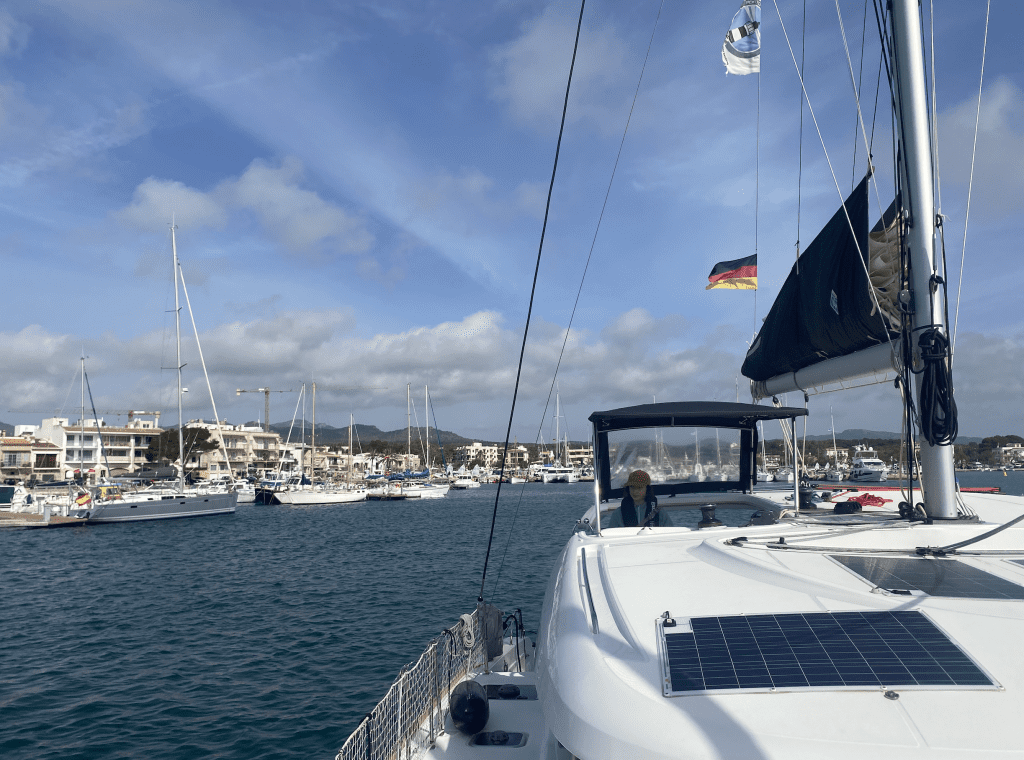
477,0,588,605
952,0,990,354
795,0,805,267
927,0,941,217
487,0,667,603
834,0,875,184
771,0,896,357
851,0,869,189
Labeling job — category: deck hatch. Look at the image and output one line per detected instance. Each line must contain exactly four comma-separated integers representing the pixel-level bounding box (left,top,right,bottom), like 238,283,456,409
832,555,1024,599
661,611,994,696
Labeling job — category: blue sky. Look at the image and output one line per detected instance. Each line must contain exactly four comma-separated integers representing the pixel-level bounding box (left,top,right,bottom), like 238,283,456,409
0,0,1020,444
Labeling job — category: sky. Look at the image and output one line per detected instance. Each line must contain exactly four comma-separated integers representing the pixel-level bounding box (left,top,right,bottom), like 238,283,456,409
0,0,1020,446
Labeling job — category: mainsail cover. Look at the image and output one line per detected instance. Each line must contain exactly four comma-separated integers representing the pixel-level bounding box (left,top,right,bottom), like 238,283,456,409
741,176,897,382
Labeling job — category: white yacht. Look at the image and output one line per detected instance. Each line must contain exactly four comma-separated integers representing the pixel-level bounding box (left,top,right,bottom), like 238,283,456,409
540,464,578,484
401,481,451,499
337,402,1024,760
275,484,367,505
849,456,889,482
336,3,1024,758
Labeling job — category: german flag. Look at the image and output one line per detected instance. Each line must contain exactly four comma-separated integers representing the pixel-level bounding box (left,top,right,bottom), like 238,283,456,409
706,254,757,290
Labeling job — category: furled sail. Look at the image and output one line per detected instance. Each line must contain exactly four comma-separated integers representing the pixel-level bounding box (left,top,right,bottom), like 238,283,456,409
741,176,899,383
722,0,761,75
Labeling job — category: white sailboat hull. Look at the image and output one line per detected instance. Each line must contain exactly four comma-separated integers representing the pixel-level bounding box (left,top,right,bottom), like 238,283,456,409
402,483,450,498
73,490,237,522
276,488,367,505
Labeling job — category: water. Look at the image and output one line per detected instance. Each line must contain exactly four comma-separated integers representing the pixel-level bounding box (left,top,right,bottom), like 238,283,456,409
1,484,590,760
4,474,1019,759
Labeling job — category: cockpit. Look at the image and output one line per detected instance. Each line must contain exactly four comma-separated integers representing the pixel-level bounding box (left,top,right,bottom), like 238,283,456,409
588,401,808,533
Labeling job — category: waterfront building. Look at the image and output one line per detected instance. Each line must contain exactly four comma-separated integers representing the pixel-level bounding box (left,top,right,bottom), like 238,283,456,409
825,446,849,465
184,420,282,479
999,444,1024,467
0,435,62,483
454,441,528,470
34,414,163,483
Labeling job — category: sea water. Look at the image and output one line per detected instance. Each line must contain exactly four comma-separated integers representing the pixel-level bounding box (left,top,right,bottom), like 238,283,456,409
3,474,1020,759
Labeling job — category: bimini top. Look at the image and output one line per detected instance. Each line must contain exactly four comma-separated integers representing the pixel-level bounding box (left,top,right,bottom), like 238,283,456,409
589,401,807,432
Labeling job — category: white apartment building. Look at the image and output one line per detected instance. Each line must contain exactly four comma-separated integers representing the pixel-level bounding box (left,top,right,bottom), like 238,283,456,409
185,420,282,479
34,414,163,483
455,442,529,469
825,446,850,465
1000,444,1024,467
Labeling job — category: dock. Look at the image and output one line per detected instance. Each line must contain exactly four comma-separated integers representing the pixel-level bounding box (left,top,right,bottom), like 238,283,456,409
0,512,88,529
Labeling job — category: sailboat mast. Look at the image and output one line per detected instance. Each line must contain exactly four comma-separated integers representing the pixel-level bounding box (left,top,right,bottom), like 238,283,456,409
171,223,185,492
891,0,957,519
424,385,430,473
348,413,353,485
80,355,85,482
554,387,560,465
311,381,316,481
406,383,411,472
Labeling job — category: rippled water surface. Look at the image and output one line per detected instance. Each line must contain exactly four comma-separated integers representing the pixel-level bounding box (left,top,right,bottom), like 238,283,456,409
4,473,1019,759
2,484,594,760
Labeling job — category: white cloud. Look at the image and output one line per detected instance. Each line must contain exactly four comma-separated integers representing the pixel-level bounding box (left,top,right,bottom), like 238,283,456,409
939,78,1024,218
5,313,1024,438
0,9,29,58
488,5,632,134
117,177,228,230
115,157,374,255
224,157,374,254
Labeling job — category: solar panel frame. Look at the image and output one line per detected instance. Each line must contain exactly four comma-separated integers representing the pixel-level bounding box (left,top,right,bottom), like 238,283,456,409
659,610,998,697
830,555,1024,600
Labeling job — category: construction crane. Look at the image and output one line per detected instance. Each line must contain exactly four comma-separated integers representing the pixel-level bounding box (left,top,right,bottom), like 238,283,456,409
235,388,296,433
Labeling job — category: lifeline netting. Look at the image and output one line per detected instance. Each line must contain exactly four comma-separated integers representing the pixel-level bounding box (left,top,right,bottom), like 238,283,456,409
336,610,485,760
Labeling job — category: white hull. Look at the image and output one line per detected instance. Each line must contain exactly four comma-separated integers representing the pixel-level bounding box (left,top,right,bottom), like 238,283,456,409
276,488,367,505
849,469,888,482
233,485,256,503
450,478,480,489
73,490,237,522
541,467,578,483
402,483,450,498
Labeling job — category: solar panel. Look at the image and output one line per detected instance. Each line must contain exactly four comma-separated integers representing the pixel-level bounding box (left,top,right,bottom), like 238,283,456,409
832,556,1024,600
662,611,995,696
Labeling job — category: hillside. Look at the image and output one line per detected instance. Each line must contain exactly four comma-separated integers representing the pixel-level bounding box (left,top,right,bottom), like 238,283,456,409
262,421,476,447
799,429,983,445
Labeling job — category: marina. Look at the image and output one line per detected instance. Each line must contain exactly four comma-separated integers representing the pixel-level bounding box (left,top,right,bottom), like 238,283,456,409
1,1,1020,759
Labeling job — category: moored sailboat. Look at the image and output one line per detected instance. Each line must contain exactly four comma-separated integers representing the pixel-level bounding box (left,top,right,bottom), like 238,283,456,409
72,225,236,522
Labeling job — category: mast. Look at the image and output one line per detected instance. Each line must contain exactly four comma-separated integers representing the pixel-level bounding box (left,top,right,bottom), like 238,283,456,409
554,386,561,466
311,381,316,481
891,0,957,519
425,385,430,474
80,355,85,483
348,413,353,485
171,223,185,493
406,383,411,472
830,406,839,471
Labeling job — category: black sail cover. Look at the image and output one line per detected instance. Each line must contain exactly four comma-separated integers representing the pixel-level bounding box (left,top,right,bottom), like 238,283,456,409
741,176,895,382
